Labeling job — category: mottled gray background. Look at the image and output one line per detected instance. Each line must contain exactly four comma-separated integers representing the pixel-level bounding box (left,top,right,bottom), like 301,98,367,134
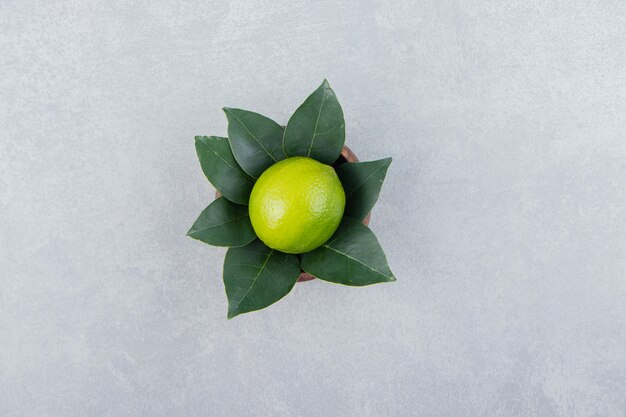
1,1,625,416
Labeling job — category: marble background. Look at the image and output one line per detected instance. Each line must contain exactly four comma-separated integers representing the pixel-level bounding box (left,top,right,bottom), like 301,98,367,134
1,1,625,416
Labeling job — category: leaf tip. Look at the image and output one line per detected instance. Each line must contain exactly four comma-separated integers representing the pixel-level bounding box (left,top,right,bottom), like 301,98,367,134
185,226,197,238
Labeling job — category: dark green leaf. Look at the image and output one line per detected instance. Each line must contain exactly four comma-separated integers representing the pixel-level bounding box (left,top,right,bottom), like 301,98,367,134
223,108,285,178
194,136,254,205
283,80,345,164
187,197,256,247
223,240,301,319
301,217,395,286
336,157,392,221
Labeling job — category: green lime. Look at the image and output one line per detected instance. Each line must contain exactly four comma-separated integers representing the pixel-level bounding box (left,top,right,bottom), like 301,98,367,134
248,157,346,254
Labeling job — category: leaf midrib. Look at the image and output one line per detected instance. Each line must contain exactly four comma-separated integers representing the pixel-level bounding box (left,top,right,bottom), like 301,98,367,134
199,140,252,183
344,163,387,198
233,249,274,311
321,244,392,279
189,214,249,235
306,91,327,157
226,110,278,163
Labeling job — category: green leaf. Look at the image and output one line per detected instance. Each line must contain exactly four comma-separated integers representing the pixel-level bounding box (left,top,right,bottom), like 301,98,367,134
187,197,256,247
194,136,254,205
336,157,392,221
301,217,395,286
223,240,301,319
283,80,345,164
223,108,286,179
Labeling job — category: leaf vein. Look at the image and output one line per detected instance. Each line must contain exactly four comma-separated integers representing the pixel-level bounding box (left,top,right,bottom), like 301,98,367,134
321,245,391,279
227,110,278,162
345,164,387,198
191,214,249,233
307,92,327,157
312,125,336,137
233,250,274,311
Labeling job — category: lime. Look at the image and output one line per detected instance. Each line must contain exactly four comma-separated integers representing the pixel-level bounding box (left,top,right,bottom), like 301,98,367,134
248,157,346,254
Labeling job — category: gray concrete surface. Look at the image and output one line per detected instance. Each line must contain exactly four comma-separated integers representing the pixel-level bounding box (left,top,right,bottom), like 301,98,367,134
1,1,625,416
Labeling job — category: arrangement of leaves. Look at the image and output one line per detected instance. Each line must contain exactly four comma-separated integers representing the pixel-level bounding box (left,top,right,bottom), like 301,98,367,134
188,80,394,319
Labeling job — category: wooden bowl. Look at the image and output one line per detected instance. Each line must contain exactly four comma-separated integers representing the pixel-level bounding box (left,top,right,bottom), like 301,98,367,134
215,145,370,283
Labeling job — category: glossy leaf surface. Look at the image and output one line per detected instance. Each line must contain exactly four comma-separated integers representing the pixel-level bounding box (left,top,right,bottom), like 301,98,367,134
336,157,392,221
194,136,254,205
301,217,395,286
223,240,301,318
283,80,344,164
224,108,285,178
187,197,256,247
